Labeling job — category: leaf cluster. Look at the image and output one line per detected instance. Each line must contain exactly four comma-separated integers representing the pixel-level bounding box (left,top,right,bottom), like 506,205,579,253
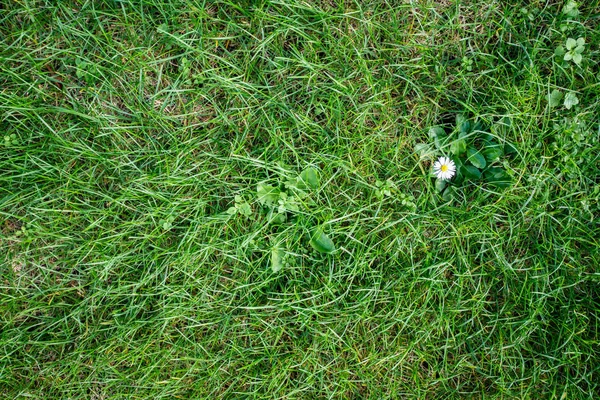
228,167,335,272
416,114,516,202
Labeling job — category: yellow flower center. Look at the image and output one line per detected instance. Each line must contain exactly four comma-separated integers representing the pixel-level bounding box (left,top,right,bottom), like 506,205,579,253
440,165,449,172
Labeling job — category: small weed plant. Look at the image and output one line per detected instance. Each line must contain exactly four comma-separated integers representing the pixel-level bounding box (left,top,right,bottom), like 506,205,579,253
228,167,335,272
415,114,516,203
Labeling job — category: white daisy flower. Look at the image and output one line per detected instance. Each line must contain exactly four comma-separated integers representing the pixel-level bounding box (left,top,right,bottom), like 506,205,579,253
433,156,456,180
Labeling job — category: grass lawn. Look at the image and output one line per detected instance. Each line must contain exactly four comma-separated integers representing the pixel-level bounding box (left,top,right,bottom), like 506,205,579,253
1,0,599,398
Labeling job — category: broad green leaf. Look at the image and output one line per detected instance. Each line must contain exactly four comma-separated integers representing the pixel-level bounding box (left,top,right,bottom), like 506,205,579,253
285,178,309,199
272,213,286,224
271,247,285,272
282,196,299,213
504,142,517,155
256,183,279,206
428,126,445,138
226,207,237,215
300,167,319,189
459,119,471,135
482,145,504,163
278,203,286,214
576,37,585,46
414,143,428,156
564,92,579,109
484,168,512,188
453,172,464,185
547,89,563,108
442,186,454,202
435,178,447,192
429,126,447,150
562,1,579,17
414,143,435,160
467,147,487,169
461,165,482,180
472,120,484,133
450,139,467,156
310,228,336,254
238,202,252,216
572,53,582,65
484,167,504,178
453,156,464,168
478,131,495,143
566,38,577,50
452,157,464,183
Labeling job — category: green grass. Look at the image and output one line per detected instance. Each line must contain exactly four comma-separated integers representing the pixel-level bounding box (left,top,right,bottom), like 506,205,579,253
1,0,599,398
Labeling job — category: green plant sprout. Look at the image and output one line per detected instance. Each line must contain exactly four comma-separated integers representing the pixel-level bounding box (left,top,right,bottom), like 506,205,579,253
4,134,18,146
227,195,253,217
461,56,473,71
562,0,579,17
520,7,536,21
562,37,585,65
159,216,175,231
374,179,396,200
563,92,580,109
